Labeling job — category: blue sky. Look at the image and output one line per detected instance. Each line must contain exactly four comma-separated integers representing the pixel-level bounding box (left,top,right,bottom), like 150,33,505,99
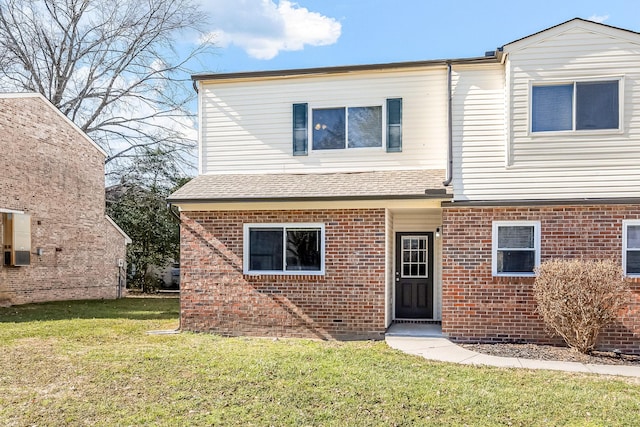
193,0,640,74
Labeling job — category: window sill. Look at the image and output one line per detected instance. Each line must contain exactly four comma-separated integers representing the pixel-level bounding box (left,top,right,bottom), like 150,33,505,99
492,273,536,278
528,128,623,138
244,270,325,276
310,146,384,153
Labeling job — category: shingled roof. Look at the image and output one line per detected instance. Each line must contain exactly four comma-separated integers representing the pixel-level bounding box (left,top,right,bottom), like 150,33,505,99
169,169,450,203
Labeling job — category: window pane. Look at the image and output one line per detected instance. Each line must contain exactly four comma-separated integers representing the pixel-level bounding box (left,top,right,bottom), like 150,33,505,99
532,84,573,132
286,229,321,271
313,108,345,150
498,226,534,249
418,264,426,277
249,229,283,271
627,251,640,274
628,225,640,249
348,106,382,148
576,81,619,130
497,250,535,273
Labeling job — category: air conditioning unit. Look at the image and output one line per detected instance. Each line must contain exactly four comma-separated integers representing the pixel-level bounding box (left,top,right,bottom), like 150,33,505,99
2,213,31,266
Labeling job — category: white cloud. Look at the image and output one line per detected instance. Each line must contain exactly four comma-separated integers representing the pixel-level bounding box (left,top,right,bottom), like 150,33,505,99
587,14,610,24
201,0,341,60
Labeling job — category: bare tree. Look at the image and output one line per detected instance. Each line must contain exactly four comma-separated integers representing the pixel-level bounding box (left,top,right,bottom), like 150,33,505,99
0,0,212,174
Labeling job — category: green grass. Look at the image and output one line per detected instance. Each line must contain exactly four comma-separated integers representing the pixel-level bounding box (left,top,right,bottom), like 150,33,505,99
0,298,639,426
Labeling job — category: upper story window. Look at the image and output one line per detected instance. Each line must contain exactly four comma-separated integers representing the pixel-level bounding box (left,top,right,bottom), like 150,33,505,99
293,98,402,155
313,106,382,150
531,79,620,133
243,223,325,275
623,220,640,277
492,221,541,276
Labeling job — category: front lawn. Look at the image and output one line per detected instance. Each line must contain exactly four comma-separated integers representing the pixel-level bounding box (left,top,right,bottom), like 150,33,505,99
0,298,638,426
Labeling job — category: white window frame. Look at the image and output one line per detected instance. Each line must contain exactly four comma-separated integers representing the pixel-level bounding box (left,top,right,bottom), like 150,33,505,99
622,220,640,277
492,221,541,277
528,76,624,136
243,223,325,275
310,102,386,151
400,235,429,279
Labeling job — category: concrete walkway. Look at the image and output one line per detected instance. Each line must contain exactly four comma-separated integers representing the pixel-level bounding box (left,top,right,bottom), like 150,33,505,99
385,325,640,378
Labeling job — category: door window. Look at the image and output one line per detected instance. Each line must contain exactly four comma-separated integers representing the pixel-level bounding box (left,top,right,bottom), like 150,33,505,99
401,236,428,278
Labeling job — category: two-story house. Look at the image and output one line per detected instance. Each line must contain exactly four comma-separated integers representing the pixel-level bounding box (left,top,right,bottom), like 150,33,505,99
169,19,640,353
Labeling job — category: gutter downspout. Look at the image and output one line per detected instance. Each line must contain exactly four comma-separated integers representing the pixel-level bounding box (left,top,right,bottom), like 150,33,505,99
442,61,453,187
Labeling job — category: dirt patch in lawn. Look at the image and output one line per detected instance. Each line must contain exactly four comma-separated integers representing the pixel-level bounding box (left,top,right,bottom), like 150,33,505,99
460,343,640,366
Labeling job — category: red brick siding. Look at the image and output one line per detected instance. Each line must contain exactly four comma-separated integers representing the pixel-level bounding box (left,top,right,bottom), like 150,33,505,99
442,205,640,354
180,209,386,339
0,96,128,305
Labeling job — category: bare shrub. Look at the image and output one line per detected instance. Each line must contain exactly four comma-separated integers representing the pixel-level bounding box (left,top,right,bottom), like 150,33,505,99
533,259,630,354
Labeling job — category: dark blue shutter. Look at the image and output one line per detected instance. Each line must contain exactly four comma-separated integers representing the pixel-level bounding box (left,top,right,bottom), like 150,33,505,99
386,98,402,152
293,103,308,156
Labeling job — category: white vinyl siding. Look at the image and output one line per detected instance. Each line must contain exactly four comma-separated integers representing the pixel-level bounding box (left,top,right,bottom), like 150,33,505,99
391,210,442,232
454,24,640,201
199,68,447,174
451,64,507,200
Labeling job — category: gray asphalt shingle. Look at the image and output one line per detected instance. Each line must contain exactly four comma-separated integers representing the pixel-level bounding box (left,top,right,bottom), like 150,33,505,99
169,169,450,202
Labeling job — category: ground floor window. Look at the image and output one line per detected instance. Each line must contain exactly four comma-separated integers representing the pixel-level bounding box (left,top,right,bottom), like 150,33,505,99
623,220,640,276
243,223,324,275
492,221,540,276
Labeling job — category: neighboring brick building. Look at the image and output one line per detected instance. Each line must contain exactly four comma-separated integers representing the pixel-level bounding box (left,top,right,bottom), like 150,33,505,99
0,93,130,306
170,19,640,353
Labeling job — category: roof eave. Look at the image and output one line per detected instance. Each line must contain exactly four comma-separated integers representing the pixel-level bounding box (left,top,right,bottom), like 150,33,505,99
191,56,498,82
168,193,453,204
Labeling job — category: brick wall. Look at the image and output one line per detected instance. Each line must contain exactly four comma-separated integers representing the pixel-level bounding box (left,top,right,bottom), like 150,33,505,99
442,204,640,353
180,209,386,340
0,96,128,305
